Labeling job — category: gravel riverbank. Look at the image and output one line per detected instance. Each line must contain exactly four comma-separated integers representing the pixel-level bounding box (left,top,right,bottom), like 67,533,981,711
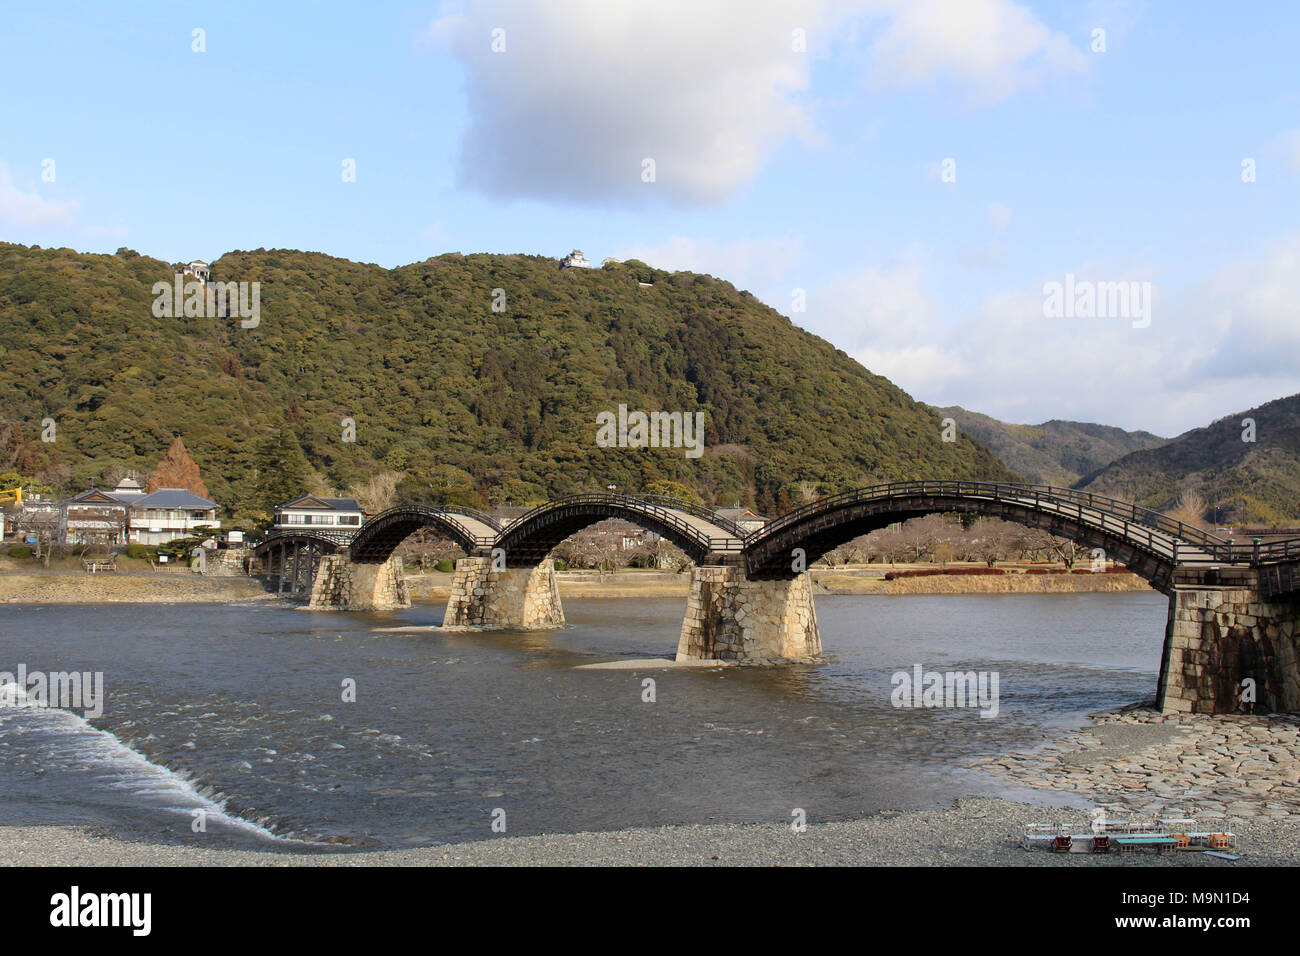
0,571,274,604
2,794,1295,866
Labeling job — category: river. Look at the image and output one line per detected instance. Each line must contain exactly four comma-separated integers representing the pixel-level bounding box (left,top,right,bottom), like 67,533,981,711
0,592,1167,849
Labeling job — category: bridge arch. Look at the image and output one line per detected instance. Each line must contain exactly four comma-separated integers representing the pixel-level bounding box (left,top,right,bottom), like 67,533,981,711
742,481,1225,593
251,530,347,559
494,494,744,567
347,506,501,564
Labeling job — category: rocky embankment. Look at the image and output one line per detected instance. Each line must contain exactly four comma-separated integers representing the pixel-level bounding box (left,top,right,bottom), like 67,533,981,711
971,706,1300,823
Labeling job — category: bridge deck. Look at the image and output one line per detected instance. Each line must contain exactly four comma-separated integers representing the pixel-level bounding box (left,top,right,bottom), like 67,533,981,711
442,513,498,546
664,511,743,550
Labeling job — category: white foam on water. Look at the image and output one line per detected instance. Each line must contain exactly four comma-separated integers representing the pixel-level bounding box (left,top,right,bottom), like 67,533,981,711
0,681,295,843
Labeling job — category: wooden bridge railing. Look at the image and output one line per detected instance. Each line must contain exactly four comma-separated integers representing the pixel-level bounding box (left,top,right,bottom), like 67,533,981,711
505,493,746,555
749,481,1239,563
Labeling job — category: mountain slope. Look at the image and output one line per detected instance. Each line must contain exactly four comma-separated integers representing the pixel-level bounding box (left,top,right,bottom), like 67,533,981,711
931,405,1166,486
1075,393,1300,524
0,243,1015,522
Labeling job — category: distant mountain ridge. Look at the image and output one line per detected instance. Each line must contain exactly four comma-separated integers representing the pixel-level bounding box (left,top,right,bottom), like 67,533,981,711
1075,393,1300,525
930,405,1167,486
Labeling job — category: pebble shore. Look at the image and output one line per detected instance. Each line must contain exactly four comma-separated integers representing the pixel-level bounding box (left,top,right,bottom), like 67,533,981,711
970,706,1300,825
2,794,1296,866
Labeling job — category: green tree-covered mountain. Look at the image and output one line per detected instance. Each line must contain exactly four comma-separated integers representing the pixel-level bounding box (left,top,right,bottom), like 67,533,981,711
1075,393,1300,525
0,242,1015,523
931,405,1167,486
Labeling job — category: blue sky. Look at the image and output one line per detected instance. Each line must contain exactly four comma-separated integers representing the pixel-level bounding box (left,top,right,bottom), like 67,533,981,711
3,1,1299,436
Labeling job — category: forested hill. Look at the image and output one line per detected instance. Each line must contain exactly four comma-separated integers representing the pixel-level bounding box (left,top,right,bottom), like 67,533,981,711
1075,393,1300,525
0,242,1014,523
931,405,1166,486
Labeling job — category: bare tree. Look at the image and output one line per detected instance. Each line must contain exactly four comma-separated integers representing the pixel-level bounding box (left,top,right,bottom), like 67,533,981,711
1168,488,1210,530
864,524,909,564
967,517,1016,567
641,535,688,571
16,507,62,567
346,470,403,514
393,528,463,570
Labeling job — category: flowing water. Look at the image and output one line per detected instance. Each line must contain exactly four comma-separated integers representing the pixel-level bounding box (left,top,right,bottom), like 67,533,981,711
0,592,1168,850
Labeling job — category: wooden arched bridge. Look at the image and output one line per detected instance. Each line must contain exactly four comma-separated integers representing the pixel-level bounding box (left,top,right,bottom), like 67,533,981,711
249,481,1300,714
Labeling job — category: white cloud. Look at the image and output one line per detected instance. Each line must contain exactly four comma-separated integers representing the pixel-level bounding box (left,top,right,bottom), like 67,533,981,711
0,162,78,227
1184,237,1300,381
426,0,1090,205
803,241,1300,435
427,0,829,205
812,257,943,350
864,0,1090,103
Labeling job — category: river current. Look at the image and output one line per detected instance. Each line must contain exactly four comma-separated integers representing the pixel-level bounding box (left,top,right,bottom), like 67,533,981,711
0,592,1167,849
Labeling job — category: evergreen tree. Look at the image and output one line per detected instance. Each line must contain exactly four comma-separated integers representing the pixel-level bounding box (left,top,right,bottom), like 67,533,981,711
251,427,312,522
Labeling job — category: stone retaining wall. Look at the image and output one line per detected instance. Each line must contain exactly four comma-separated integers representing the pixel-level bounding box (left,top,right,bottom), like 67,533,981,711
1159,585,1300,714
676,566,821,661
443,557,564,628
203,547,251,577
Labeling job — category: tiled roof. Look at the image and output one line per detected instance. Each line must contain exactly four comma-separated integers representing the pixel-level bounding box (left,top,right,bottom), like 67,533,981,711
130,488,219,510
276,495,363,511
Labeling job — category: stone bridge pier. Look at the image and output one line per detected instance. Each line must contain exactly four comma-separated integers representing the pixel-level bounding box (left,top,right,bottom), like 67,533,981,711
308,555,410,611
676,566,821,662
443,557,565,629
1158,568,1300,714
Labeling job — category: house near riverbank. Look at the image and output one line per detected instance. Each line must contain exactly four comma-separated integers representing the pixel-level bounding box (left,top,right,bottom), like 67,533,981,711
40,477,222,548
63,489,131,545
125,489,222,545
